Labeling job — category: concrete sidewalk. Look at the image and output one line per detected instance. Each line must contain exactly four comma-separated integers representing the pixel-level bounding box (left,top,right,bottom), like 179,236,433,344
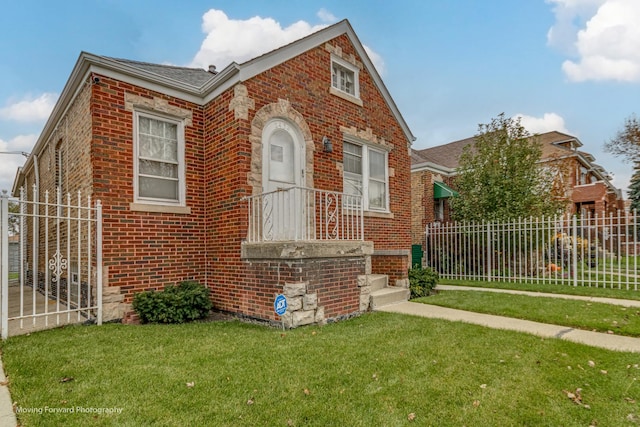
0,358,17,427
376,286,640,353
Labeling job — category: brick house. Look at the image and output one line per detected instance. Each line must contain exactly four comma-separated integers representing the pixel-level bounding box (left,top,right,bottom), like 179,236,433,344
12,20,414,327
411,131,624,247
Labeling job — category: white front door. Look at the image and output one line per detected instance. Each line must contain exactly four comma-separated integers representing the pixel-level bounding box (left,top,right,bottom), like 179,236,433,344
262,119,305,240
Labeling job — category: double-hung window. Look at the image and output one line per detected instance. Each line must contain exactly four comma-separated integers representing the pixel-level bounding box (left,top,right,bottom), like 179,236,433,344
343,141,389,211
134,111,185,205
331,55,359,99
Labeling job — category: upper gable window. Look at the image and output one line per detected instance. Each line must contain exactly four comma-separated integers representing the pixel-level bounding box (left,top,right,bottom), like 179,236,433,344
331,55,360,103
134,111,185,205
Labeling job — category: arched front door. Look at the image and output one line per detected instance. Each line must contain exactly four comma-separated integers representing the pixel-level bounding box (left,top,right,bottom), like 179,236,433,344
262,119,306,240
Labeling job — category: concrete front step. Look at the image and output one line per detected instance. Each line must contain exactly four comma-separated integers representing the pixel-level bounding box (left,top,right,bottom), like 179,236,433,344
368,274,388,292
370,287,410,309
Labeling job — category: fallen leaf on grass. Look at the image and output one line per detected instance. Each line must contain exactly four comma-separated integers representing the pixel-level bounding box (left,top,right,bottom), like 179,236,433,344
600,370,608,375
588,361,595,368
625,397,637,404
186,382,195,388
303,388,310,395
564,388,589,408
60,377,74,383
473,400,480,407
247,398,254,405
480,384,487,389
408,413,416,421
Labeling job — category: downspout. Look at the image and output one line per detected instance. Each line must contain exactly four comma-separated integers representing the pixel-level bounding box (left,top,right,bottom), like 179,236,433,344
32,154,39,291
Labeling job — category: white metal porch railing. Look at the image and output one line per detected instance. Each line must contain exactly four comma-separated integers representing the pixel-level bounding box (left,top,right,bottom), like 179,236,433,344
0,186,102,338
425,211,640,290
244,187,364,242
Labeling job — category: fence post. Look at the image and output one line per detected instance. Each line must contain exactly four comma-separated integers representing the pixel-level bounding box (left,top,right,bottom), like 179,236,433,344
96,200,103,325
572,215,578,287
1,191,9,339
486,220,491,281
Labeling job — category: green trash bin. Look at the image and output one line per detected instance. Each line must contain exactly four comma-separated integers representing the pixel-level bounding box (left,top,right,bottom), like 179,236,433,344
411,244,423,268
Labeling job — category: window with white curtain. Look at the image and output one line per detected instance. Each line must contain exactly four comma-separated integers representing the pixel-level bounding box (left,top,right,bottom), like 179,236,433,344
343,141,388,211
134,111,184,204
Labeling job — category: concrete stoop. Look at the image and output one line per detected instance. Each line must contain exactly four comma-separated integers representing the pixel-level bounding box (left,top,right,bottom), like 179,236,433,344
366,274,410,309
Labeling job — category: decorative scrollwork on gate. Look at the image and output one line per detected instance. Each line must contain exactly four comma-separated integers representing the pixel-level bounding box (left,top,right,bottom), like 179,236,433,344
48,251,68,283
325,193,339,239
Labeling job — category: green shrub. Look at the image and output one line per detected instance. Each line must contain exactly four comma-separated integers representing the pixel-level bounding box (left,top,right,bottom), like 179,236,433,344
132,281,212,324
408,266,439,299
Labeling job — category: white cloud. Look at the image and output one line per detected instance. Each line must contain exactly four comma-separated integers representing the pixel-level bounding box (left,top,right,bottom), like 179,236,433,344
547,0,640,82
0,134,37,192
189,9,327,70
515,113,571,134
0,93,57,122
189,9,386,75
317,8,337,23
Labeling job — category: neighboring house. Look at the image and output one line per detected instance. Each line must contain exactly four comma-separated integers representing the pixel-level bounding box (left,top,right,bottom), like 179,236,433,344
12,20,414,327
411,131,624,246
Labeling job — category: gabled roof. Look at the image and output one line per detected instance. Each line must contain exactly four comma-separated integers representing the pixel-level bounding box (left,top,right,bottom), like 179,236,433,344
107,58,214,87
412,131,589,171
411,130,620,195
15,19,414,191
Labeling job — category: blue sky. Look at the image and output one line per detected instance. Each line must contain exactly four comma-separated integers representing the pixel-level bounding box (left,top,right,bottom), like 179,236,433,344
1,0,640,196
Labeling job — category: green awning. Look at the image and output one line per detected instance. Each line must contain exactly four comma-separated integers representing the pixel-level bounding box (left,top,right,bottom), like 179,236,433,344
433,181,458,199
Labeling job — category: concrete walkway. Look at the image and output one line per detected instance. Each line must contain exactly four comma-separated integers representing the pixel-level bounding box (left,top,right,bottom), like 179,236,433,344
377,286,640,353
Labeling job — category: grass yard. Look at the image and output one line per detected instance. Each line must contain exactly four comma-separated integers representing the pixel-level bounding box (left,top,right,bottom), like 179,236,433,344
439,278,640,300
2,314,640,426
416,291,640,337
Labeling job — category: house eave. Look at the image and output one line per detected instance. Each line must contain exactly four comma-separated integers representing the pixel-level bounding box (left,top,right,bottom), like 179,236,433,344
411,161,456,176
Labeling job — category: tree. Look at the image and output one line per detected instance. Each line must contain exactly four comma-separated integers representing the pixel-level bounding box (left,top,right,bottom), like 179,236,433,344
8,201,20,236
628,162,640,212
604,114,640,211
450,113,564,222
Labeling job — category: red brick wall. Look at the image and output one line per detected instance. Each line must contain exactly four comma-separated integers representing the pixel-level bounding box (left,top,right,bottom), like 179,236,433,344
89,76,208,302
226,257,365,322
371,254,409,285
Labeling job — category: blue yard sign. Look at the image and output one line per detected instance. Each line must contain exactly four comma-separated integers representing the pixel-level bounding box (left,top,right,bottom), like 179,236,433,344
274,294,287,316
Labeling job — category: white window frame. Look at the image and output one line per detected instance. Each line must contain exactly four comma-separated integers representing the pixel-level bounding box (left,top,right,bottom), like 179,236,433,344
133,110,186,206
331,55,360,99
343,139,390,212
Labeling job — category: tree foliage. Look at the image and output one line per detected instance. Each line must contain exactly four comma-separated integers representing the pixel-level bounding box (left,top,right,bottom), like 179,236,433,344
604,114,640,162
8,201,20,236
450,113,564,222
604,114,640,210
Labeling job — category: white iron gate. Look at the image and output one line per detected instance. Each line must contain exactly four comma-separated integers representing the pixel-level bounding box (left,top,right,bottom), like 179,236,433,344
425,212,640,290
0,186,102,338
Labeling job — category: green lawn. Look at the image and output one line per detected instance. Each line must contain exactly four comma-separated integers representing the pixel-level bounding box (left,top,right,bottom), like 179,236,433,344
2,314,640,426
416,290,640,337
440,278,640,300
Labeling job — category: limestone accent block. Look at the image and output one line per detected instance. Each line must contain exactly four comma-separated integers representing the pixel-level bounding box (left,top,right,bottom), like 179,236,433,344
395,278,410,289
357,275,367,287
102,286,125,322
293,310,315,327
360,293,371,312
315,306,325,325
283,282,307,298
228,84,255,120
124,93,193,126
303,293,317,310
287,296,303,312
